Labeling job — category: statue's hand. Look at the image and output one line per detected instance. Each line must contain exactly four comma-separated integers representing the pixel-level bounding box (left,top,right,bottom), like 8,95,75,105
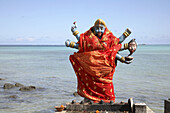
71,26,77,33
65,39,71,47
71,21,77,33
128,39,137,56
124,56,133,64
71,21,80,40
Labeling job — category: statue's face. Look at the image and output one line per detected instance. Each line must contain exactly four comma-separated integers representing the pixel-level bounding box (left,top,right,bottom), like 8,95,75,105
94,24,105,37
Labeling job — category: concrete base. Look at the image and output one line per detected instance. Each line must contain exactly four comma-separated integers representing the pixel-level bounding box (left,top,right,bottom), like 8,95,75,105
63,102,154,113
55,98,155,113
66,102,130,113
134,103,154,113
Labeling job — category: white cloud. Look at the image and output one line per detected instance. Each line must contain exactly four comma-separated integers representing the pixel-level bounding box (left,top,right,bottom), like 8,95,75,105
27,37,35,41
16,37,35,42
16,38,24,41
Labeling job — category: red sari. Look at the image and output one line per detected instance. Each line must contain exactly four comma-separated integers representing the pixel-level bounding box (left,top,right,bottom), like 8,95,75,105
70,27,121,103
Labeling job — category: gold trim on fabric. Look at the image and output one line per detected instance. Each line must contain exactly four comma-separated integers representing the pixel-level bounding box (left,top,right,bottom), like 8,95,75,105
114,41,118,45
87,43,91,48
97,77,112,83
105,60,110,66
110,89,112,92
94,86,96,89
107,97,109,100
101,37,108,41
111,56,114,60
86,83,88,86
105,31,110,35
97,39,105,50
79,89,100,101
90,92,92,95
88,30,95,39
89,34,93,39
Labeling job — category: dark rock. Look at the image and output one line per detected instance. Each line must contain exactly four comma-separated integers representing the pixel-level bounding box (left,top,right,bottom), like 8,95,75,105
29,86,36,89
0,78,5,80
8,95,18,99
19,86,36,91
73,92,79,96
3,83,15,89
15,83,24,87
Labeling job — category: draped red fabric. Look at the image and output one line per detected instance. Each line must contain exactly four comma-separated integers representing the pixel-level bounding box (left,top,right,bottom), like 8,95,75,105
70,27,121,103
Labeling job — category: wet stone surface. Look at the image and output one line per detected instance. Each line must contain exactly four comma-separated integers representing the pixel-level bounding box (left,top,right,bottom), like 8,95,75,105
15,83,24,87
19,86,36,91
3,83,15,89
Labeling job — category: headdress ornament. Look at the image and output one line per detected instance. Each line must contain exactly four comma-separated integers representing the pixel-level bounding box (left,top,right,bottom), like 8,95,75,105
94,19,106,27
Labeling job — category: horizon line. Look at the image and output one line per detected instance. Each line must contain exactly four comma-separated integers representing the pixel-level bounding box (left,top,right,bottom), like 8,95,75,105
0,44,170,46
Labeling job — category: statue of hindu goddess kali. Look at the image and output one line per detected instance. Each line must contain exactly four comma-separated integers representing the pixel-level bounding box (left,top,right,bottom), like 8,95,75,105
65,19,137,103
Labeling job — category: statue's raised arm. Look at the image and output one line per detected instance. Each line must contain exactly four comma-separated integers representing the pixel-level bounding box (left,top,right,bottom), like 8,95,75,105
119,28,131,43
71,21,80,41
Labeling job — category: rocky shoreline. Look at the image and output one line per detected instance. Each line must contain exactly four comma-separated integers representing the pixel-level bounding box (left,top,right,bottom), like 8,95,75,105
0,77,37,100
3,82,36,91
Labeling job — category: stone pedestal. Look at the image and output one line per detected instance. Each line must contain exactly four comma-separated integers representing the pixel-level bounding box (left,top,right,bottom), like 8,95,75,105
66,102,130,112
134,103,154,113
55,98,155,113
64,102,154,113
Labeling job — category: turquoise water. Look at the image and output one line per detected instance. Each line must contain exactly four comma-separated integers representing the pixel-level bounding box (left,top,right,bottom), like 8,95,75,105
0,45,170,113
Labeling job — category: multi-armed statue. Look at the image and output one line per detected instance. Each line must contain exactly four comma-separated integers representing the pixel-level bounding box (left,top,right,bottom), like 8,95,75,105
66,20,137,64
66,19,137,103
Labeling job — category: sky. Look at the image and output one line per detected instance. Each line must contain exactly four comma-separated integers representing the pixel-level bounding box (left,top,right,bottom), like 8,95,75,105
0,0,170,45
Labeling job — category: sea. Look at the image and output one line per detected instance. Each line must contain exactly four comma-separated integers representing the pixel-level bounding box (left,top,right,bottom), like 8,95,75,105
0,45,169,113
